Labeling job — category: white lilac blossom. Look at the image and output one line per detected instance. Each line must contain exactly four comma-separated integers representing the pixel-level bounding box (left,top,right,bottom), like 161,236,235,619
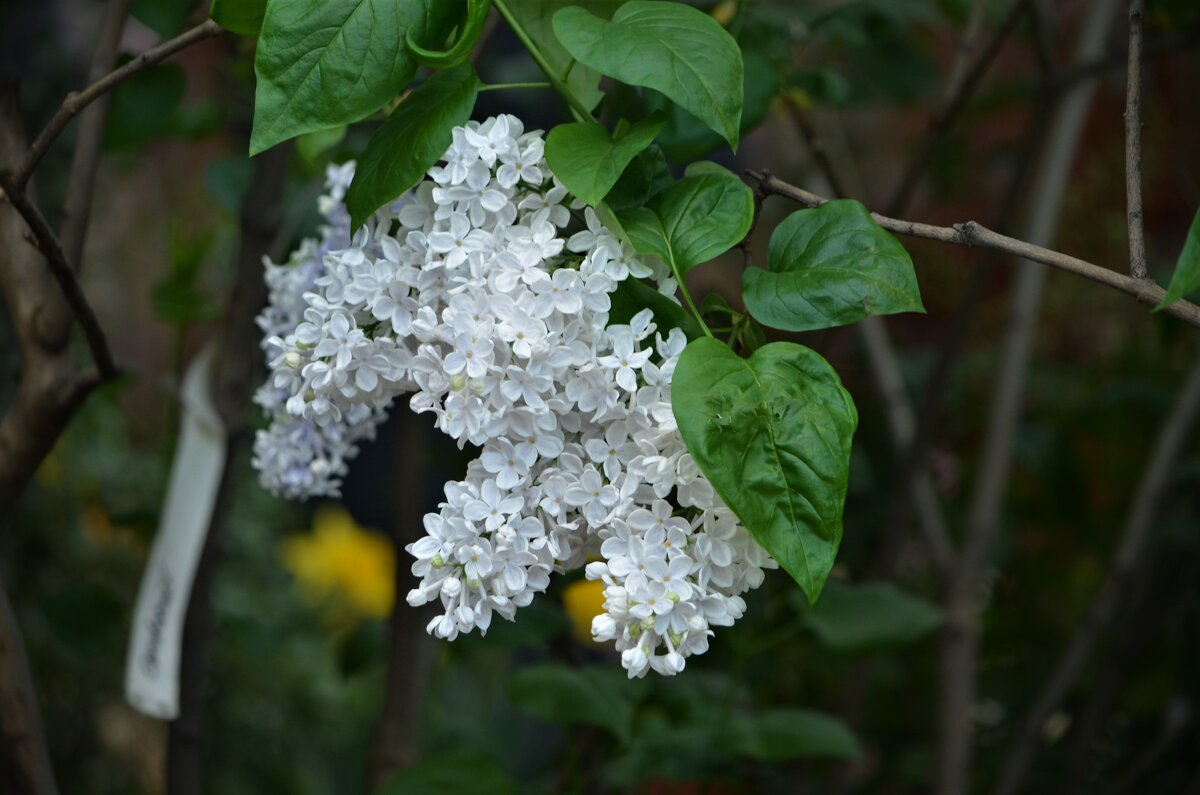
253,115,777,677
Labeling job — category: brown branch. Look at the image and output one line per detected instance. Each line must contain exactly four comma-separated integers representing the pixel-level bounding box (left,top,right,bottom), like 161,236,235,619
1055,24,1200,94
1124,0,1148,280
165,145,292,795
992,354,1200,795
747,173,1200,328
886,0,1033,215
0,177,118,379
0,576,58,795
61,0,135,270
10,19,223,191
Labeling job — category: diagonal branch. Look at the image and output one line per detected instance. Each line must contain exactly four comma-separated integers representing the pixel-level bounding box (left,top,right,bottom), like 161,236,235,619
1124,0,1148,280
886,0,1033,215
747,172,1200,328
60,0,135,270
10,19,223,191
0,177,118,379
992,353,1200,795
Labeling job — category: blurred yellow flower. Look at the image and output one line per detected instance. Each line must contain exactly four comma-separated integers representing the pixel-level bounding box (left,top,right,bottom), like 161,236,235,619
562,578,606,646
280,505,395,620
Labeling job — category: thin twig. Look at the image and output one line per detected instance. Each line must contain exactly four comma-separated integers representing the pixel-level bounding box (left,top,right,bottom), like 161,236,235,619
0,176,118,379
886,0,1033,215
1055,25,1200,93
1124,0,1148,279
747,172,1200,328
992,354,1200,795
11,19,222,190
60,0,134,270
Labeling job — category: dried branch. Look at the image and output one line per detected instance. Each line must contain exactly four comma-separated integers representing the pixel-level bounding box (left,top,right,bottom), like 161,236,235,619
747,173,1200,328
1124,0,1148,280
886,0,1033,215
0,177,118,379
10,19,223,191
60,0,134,269
0,577,58,795
992,354,1200,795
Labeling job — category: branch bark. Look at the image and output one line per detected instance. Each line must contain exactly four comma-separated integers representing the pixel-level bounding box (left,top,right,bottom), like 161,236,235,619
0,87,62,795
746,173,1200,328
60,0,134,270
992,353,1200,795
938,1,1122,790
165,145,292,795
1124,0,1148,280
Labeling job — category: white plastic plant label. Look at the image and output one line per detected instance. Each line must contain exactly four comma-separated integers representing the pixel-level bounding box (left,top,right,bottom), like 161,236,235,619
124,343,226,719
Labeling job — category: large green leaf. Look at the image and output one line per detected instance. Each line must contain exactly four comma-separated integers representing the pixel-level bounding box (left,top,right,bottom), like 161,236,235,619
617,163,754,276
603,144,672,212
804,581,943,652
743,200,925,332
553,0,744,149
506,0,625,113
726,709,863,761
507,664,638,740
345,65,479,231
209,0,266,35
250,0,458,155
608,276,702,341
672,338,858,602
1157,206,1200,309
545,117,664,206
379,753,518,795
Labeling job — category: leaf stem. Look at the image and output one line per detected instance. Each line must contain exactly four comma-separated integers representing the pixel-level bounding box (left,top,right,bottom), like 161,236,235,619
670,261,713,338
491,0,595,122
478,81,554,92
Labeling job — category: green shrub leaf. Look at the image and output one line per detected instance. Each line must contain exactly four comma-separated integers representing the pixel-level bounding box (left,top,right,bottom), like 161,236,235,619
743,200,925,332
553,0,744,149
250,0,458,155
617,163,753,276
1156,206,1200,309
804,581,943,652
507,664,638,740
379,754,518,795
672,338,858,603
726,709,863,761
210,0,267,35
506,0,626,113
345,65,479,231
545,117,664,206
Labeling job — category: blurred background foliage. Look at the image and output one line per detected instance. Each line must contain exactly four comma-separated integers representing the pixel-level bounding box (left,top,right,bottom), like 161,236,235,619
2,0,1199,793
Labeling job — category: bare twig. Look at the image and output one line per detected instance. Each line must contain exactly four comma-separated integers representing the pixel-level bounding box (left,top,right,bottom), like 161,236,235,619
60,0,134,269
992,354,1200,795
0,576,58,795
1124,0,1148,280
0,176,118,379
11,19,222,190
0,90,62,795
1056,25,1200,93
886,0,1033,215
165,145,292,795
747,173,1200,328
940,2,1123,789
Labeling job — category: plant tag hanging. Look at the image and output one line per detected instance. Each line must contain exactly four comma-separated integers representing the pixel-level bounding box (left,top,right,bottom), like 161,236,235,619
124,343,226,719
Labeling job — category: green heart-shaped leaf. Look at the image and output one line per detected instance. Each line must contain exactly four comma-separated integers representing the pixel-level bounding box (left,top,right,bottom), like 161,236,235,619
672,338,858,603
743,200,925,332
345,65,479,230
553,0,743,149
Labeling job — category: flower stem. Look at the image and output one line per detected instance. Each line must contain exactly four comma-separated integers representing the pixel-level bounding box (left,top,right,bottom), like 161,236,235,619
478,81,554,92
491,0,595,122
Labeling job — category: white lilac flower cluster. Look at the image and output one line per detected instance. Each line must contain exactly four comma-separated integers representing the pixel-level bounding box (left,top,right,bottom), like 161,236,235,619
253,115,776,677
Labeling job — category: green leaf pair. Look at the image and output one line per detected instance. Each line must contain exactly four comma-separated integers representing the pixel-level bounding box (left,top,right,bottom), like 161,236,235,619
553,0,744,150
248,0,459,156
618,163,755,279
